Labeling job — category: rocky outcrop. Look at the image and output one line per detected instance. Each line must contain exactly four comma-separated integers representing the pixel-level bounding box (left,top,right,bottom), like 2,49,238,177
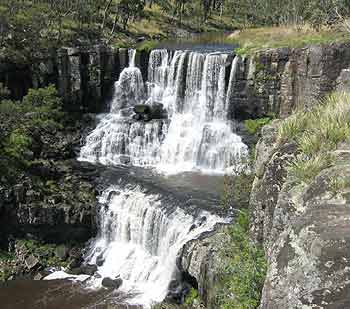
177,226,230,308
250,123,350,308
232,43,350,120
0,46,150,113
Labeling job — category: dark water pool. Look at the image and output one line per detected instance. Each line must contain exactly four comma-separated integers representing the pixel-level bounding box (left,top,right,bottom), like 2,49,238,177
0,279,142,309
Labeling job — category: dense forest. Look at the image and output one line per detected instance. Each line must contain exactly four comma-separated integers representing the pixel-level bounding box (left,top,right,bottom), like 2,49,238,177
2,0,350,62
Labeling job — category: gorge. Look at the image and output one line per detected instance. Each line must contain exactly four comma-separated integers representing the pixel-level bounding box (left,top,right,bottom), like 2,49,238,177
71,47,248,307
2,40,350,309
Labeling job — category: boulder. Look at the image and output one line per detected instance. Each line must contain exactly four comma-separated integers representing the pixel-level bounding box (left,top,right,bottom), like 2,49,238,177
133,104,167,121
25,255,40,270
80,264,97,276
96,254,105,267
55,245,69,260
102,276,123,289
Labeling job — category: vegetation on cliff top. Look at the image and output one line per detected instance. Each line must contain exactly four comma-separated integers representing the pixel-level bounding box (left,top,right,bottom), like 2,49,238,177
0,0,235,63
232,25,350,56
278,92,350,184
3,1,350,63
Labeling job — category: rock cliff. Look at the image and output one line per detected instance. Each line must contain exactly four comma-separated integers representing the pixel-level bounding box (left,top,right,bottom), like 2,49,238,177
250,121,350,308
232,43,350,120
0,46,149,113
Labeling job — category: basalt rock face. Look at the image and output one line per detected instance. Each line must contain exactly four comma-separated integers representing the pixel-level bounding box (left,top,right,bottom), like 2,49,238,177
177,226,230,309
250,123,350,308
0,117,100,247
0,46,150,113
233,43,350,120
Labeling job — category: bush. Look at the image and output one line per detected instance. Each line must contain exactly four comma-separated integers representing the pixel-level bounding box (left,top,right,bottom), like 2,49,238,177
0,85,64,181
244,117,272,135
222,172,254,210
217,211,267,309
3,130,32,164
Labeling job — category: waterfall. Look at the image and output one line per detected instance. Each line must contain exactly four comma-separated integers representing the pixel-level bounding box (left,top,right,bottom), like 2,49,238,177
80,49,248,174
60,48,246,308
85,186,227,308
129,49,137,68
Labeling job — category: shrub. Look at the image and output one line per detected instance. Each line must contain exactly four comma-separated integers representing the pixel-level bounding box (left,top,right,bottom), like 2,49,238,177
0,85,64,181
3,130,32,164
222,172,254,210
244,117,272,135
185,288,201,306
217,211,267,309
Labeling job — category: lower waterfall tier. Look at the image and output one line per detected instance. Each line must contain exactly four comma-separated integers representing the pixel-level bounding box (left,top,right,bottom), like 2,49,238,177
84,185,227,307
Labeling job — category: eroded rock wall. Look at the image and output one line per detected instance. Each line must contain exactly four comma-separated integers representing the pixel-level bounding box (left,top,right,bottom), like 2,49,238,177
0,46,150,113
232,43,350,120
250,123,350,308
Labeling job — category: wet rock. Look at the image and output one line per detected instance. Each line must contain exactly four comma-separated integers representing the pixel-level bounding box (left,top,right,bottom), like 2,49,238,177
119,155,131,165
80,264,98,276
34,270,49,281
13,184,26,203
96,254,105,267
25,255,40,270
102,277,123,289
68,248,83,269
133,104,167,121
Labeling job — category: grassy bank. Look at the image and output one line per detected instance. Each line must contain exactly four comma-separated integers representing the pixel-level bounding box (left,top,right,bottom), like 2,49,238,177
228,25,350,55
277,92,350,184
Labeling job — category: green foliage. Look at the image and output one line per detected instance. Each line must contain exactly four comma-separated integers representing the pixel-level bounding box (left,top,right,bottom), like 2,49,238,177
3,130,32,164
244,118,272,135
136,40,159,53
277,112,307,142
222,172,254,210
16,239,69,268
185,288,200,305
217,211,267,309
288,154,334,184
329,176,350,195
0,85,64,182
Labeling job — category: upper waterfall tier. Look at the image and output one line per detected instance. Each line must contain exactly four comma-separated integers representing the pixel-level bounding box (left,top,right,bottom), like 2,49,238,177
80,49,248,174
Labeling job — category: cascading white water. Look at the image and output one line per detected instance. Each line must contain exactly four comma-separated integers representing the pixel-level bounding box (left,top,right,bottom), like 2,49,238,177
129,49,137,68
85,186,227,308
64,48,245,308
80,49,247,173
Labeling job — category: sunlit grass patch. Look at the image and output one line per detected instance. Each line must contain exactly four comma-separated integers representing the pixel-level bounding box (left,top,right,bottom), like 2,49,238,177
278,92,350,184
229,25,350,55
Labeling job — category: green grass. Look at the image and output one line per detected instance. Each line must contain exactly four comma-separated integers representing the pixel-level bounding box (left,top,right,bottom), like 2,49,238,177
229,25,350,56
277,92,350,184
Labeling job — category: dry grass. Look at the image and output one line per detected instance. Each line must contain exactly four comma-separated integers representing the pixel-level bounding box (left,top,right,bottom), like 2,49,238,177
277,92,350,184
229,25,350,55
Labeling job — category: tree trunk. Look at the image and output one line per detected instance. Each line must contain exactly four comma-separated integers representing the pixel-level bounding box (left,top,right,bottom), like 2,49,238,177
102,0,113,30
